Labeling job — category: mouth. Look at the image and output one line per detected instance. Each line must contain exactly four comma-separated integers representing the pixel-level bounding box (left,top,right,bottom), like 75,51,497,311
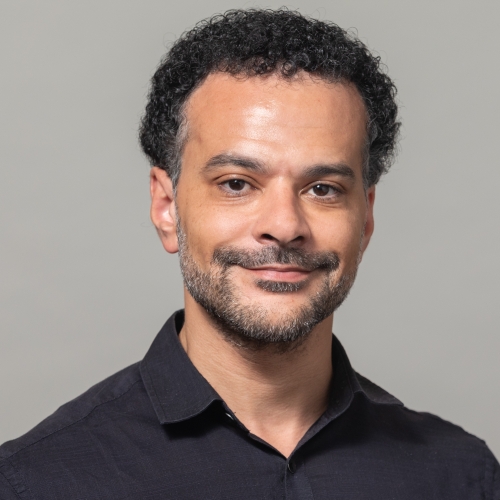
243,265,313,283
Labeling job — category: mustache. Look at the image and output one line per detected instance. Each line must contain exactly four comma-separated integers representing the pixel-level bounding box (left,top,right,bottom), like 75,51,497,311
212,246,340,272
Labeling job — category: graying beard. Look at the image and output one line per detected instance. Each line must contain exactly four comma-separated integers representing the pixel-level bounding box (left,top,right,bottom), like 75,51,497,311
176,218,357,353
255,280,306,293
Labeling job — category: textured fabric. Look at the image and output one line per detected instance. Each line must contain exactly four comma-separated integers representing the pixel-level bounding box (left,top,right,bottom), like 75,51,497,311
1,310,498,499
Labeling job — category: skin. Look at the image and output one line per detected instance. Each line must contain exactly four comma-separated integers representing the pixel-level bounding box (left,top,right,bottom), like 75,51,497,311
150,72,375,457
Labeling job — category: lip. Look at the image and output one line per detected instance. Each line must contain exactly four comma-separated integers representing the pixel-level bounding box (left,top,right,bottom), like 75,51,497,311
243,265,312,283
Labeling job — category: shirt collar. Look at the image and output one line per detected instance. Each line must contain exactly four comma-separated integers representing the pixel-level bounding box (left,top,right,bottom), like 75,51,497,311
140,310,221,424
140,310,402,425
330,333,403,407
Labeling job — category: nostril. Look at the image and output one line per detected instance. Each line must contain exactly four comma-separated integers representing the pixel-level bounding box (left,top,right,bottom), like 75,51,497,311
260,233,305,246
261,233,276,241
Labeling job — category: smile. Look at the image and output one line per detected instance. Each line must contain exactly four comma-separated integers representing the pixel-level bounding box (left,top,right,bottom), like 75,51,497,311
244,265,313,283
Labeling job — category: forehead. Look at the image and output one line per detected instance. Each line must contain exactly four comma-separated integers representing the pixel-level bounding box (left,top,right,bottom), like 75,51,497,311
182,72,368,175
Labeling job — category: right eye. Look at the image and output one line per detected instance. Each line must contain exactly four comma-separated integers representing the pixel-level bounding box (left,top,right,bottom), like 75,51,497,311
219,179,252,195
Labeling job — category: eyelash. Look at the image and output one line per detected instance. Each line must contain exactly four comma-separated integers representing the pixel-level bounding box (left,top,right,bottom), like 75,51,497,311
305,184,342,199
219,179,253,196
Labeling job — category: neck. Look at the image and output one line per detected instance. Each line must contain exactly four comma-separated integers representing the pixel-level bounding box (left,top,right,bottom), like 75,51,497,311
179,292,334,457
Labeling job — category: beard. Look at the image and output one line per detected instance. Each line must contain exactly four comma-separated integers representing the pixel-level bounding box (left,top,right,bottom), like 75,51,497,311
177,219,359,352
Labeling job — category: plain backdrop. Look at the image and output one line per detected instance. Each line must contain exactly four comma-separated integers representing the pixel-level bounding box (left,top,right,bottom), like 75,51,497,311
1,0,499,458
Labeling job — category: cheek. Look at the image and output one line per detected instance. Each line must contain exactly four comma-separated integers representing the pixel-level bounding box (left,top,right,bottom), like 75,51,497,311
180,200,250,264
318,216,365,266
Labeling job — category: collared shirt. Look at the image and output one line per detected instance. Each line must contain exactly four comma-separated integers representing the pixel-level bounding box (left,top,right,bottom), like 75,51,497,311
1,310,499,499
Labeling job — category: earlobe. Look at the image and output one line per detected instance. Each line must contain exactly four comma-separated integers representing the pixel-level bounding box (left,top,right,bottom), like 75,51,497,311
150,167,179,254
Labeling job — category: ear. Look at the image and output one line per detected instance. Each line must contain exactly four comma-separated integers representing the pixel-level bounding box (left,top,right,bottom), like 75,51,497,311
359,185,375,258
150,166,179,254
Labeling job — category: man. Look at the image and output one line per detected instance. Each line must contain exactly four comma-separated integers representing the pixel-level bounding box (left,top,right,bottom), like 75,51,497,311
0,8,498,499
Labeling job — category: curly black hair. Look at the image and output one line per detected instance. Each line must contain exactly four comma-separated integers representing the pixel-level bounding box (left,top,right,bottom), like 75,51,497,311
139,8,400,187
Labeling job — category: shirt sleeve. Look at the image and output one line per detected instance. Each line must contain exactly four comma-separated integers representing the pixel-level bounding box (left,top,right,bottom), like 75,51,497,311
0,470,21,499
490,449,500,500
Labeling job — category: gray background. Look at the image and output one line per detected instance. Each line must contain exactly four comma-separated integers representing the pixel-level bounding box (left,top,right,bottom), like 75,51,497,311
1,0,499,458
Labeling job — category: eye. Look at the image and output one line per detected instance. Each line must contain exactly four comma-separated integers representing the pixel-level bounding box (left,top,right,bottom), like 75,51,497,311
219,178,252,195
226,179,246,191
307,184,339,198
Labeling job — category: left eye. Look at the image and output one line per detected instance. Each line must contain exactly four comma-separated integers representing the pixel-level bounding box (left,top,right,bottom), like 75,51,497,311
308,184,337,197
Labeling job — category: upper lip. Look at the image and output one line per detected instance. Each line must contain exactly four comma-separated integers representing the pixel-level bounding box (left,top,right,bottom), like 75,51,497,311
245,265,311,272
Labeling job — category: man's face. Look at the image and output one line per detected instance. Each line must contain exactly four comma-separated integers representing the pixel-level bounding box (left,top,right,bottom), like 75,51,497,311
152,72,374,349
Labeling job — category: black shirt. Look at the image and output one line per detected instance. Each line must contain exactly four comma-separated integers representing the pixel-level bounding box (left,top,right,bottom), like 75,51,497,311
1,310,499,499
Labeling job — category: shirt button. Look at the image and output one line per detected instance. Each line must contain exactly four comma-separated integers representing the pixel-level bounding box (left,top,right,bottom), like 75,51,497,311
225,412,234,421
287,460,297,474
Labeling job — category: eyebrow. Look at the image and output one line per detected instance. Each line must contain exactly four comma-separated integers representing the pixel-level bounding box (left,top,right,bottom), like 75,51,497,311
204,154,269,174
203,153,356,180
302,163,356,180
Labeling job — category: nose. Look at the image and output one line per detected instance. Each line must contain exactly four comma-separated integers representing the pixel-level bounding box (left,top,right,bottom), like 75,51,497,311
252,181,311,247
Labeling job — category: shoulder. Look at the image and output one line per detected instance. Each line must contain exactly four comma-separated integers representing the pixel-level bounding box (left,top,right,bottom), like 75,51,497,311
354,374,500,498
0,362,146,498
396,407,500,498
356,373,491,454
0,362,142,460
